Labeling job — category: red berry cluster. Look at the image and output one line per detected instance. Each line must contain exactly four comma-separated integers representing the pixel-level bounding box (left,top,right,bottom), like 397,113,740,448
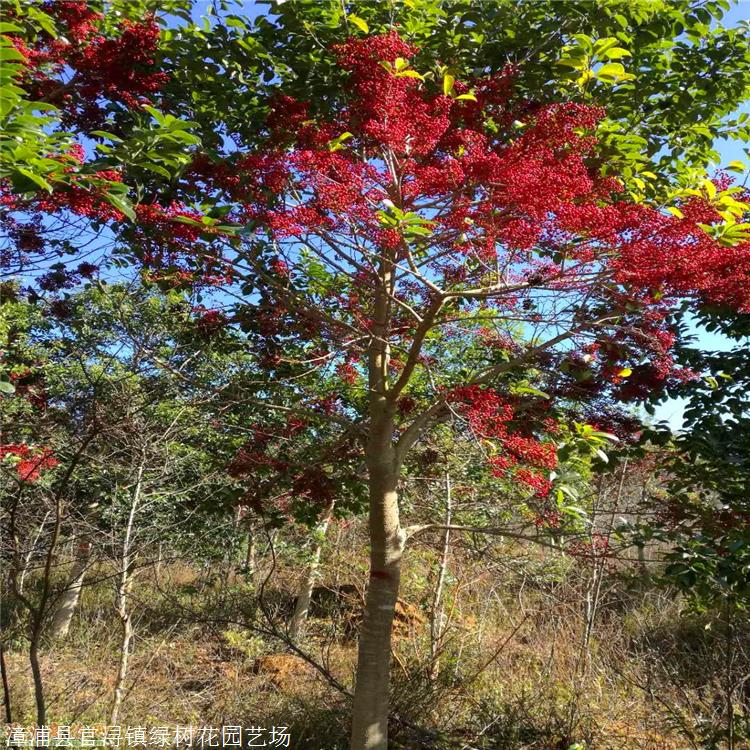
11,2,167,131
0,444,59,482
568,533,612,564
448,385,557,496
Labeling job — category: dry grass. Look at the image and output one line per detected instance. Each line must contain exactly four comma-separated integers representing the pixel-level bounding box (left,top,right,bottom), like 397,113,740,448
5,524,748,749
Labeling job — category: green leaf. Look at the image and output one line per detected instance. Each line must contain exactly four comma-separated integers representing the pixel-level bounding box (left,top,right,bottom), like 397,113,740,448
596,62,633,81
599,47,631,60
348,14,369,33
394,70,424,79
140,163,172,179
443,74,455,96
702,178,717,200
514,385,551,399
142,105,166,125
0,22,23,34
103,193,135,221
328,131,354,151
0,380,16,394
172,215,204,227
556,57,588,69
225,16,247,30
0,46,26,62
571,33,594,53
614,14,628,28
11,168,52,193
89,130,124,143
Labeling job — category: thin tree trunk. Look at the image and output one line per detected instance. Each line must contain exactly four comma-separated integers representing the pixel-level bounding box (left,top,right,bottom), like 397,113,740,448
223,505,243,589
29,639,45,723
350,232,406,750
110,462,144,726
637,543,647,575
725,610,736,750
0,639,12,722
244,525,256,581
49,540,92,640
18,511,50,595
429,473,452,680
29,495,65,725
580,558,603,674
110,606,134,726
350,440,404,750
289,498,336,643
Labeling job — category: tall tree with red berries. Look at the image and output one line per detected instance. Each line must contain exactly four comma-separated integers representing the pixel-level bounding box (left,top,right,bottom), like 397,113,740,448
5,4,750,743
166,34,750,748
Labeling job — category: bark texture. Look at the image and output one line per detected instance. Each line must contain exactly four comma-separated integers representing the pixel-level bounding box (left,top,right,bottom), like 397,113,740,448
289,498,336,643
49,540,91,640
350,434,404,750
110,462,143,725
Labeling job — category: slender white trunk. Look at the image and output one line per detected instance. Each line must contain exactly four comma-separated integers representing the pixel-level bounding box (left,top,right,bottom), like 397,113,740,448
244,524,256,581
18,512,50,595
49,540,92,640
289,498,336,643
223,505,243,588
580,559,603,674
429,473,452,680
110,462,144,726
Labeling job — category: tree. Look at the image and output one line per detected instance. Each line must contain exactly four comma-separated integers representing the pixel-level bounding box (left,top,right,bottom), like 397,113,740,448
118,33,750,748
0,280,253,723
3,3,750,746
162,0,750,197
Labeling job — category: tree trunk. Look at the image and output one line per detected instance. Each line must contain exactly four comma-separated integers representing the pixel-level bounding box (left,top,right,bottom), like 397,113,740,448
350,242,406,750
0,639,12,722
18,511,50,595
49,540,92,640
222,505,243,589
29,639,45,724
244,524,256,581
29,496,64,725
350,441,404,750
429,473,452,680
289,498,336,643
110,606,133,726
110,463,144,725
725,612,736,750
244,509,258,583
